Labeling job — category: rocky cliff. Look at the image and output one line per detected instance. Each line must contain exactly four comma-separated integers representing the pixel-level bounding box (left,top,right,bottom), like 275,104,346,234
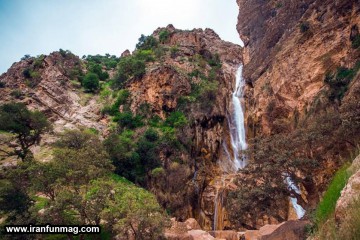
233,0,360,230
0,26,243,227
0,52,106,134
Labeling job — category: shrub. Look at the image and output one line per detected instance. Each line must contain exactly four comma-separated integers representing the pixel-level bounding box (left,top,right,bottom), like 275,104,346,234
352,34,360,49
21,54,31,61
116,111,143,129
170,46,179,58
0,82,5,88
59,48,72,57
83,72,100,92
10,90,23,99
165,111,188,128
300,22,310,33
208,53,221,68
88,63,109,81
104,89,131,116
136,34,158,50
325,66,357,101
68,67,84,82
23,68,32,78
159,30,170,43
135,50,155,62
33,55,45,68
144,128,159,142
151,167,165,177
105,60,117,69
114,56,146,88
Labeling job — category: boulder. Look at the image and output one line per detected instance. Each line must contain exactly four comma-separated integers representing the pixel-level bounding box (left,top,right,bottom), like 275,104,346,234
244,220,308,240
335,168,360,223
209,230,239,240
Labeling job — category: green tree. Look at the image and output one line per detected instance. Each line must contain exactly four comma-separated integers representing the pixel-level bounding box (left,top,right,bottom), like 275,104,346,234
136,34,158,50
83,72,100,92
0,102,51,161
113,57,146,88
99,178,169,240
159,30,170,44
88,63,109,80
27,130,167,239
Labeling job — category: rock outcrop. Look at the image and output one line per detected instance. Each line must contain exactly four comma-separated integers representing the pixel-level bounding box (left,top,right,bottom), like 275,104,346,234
235,0,360,229
0,26,243,227
335,154,360,223
0,52,107,133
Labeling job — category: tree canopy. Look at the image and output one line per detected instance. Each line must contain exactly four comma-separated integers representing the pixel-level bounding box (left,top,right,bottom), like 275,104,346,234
0,102,51,161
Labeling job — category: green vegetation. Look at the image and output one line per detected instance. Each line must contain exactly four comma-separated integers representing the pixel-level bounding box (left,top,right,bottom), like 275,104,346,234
170,45,179,58
82,72,100,92
84,54,120,70
352,34,360,49
300,21,310,33
159,30,170,43
226,107,353,227
10,90,23,99
115,111,144,129
164,111,188,128
113,56,146,88
21,54,31,61
0,102,51,161
59,48,74,58
325,62,360,101
315,163,351,224
88,63,109,81
136,34,158,50
102,89,130,115
0,130,168,239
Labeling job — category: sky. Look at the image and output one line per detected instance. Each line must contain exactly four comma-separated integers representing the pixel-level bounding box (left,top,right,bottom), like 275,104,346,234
0,0,241,74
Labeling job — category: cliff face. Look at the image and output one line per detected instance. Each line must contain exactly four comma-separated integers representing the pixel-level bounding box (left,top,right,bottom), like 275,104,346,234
0,52,107,133
127,26,243,223
0,26,243,225
235,0,360,229
237,0,360,134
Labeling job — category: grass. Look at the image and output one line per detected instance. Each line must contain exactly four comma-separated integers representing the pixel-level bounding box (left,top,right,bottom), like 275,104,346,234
33,195,49,212
315,162,351,224
316,197,360,240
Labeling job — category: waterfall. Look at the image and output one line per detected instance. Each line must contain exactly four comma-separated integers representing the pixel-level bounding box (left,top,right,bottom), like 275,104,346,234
214,65,248,230
221,65,248,172
285,176,306,219
230,65,248,170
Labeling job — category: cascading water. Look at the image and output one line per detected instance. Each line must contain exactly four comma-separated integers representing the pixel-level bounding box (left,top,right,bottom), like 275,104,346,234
213,65,248,230
285,176,306,219
229,65,248,170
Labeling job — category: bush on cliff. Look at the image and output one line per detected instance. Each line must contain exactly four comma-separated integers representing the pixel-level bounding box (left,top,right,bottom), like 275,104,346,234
83,72,100,92
159,30,170,43
136,34,158,50
113,56,146,89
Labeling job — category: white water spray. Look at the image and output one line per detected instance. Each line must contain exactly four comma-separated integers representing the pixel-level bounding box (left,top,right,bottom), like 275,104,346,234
285,176,306,219
226,65,248,171
214,65,248,230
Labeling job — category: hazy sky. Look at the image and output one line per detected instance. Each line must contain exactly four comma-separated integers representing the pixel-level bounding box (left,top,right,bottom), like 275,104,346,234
0,0,241,74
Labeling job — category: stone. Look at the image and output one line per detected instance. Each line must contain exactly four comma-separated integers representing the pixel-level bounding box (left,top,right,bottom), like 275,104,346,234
185,218,202,230
209,230,239,240
335,164,360,223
